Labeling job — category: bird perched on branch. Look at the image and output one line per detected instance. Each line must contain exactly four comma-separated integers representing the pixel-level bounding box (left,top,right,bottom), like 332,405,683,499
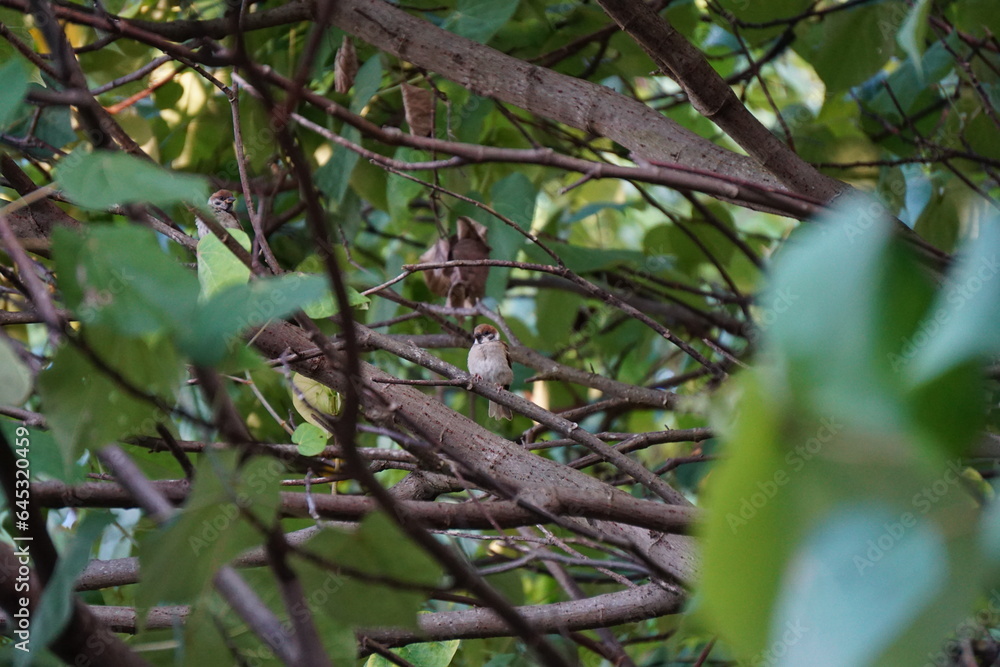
468,324,514,420
195,189,241,238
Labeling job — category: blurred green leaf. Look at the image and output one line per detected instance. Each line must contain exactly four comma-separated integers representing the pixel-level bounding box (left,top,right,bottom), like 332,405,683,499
137,452,280,611
37,329,181,456
702,194,988,663
179,273,331,365
0,57,30,129
442,0,519,44
0,336,31,406
0,424,82,483
53,225,199,337
26,513,115,664
793,2,897,93
298,513,442,629
56,151,208,210
898,0,932,76
301,283,370,319
700,371,792,657
770,504,946,666
910,216,1000,381
763,195,932,432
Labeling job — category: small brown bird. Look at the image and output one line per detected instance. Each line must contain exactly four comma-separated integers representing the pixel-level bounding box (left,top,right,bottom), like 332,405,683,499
196,189,241,238
467,324,514,420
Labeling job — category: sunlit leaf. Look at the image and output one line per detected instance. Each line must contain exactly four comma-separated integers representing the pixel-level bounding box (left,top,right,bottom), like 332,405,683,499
292,422,329,456
197,229,252,299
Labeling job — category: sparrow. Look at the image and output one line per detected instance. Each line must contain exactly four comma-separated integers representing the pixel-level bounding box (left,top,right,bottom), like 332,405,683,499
196,189,241,238
467,324,514,420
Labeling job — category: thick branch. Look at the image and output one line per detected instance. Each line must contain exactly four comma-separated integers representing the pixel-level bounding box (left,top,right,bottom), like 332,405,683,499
88,582,683,645
32,480,698,541
249,319,700,584
595,0,846,201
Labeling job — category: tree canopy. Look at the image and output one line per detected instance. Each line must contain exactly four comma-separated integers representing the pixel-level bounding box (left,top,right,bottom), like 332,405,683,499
1,0,999,665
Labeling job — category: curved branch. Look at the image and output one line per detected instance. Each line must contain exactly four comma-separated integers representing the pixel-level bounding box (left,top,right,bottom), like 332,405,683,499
595,0,846,201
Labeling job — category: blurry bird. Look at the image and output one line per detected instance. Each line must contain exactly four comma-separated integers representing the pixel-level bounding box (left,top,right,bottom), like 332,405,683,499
196,189,241,238
467,324,514,420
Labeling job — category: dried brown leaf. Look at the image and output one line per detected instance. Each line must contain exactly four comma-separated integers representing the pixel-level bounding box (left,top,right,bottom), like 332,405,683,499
420,236,452,297
447,216,490,309
334,36,358,95
401,83,435,137
420,217,492,310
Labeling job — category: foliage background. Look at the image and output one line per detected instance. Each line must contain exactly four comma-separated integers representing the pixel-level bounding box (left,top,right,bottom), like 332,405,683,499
0,0,999,665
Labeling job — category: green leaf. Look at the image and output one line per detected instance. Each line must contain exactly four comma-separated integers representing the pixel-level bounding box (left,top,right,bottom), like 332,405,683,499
0,57,30,129
52,225,200,337
197,229,252,299
0,336,32,406
25,513,115,664
909,215,1000,381
793,3,897,93
770,504,946,666
56,151,208,210
292,422,330,456
298,513,442,629
442,0,519,44
302,284,370,318
316,125,362,205
37,330,181,456
386,147,428,221
715,0,812,40
486,174,535,300
534,288,577,354
858,40,955,129
898,0,932,77
0,424,82,484
51,225,323,368
317,57,382,205
952,0,1000,39
179,273,331,365
522,239,647,273
291,372,341,433
137,452,280,612
365,640,460,667
700,371,792,657
763,195,932,432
